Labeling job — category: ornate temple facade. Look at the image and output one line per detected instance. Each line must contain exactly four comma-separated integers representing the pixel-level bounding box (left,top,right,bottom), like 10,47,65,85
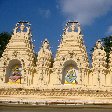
0,21,112,91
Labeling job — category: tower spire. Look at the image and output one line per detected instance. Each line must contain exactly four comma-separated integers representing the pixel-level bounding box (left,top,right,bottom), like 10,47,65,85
0,21,35,85
51,21,89,85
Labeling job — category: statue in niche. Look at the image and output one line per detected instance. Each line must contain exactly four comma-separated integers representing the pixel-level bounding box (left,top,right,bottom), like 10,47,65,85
9,65,22,83
11,65,21,76
13,51,18,57
65,67,78,84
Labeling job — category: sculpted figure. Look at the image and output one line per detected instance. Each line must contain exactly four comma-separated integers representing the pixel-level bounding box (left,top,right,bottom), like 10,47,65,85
71,22,75,32
77,23,81,34
96,40,102,49
65,22,81,34
39,39,52,58
20,23,25,32
26,26,30,35
14,22,30,35
43,40,51,54
37,39,52,67
13,26,19,35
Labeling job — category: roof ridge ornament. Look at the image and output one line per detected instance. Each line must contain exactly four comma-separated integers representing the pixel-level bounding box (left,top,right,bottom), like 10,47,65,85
42,38,50,50
95,39,103,49
64,21,81,34
44,38,49,43
20,23,25,32
13,21,31,34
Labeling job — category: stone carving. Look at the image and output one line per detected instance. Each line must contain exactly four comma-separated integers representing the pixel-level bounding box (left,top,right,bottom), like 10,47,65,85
0,21,35,85
37,39,52,67
0,21,112,94
13,22,31,35
92,40,106,87
20,23,25,32
65,22,81,34
35,39,53,85
13,25,18,35
96,39,103,49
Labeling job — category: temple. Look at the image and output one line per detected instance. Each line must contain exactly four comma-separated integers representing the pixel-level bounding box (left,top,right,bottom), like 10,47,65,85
0,21,112,103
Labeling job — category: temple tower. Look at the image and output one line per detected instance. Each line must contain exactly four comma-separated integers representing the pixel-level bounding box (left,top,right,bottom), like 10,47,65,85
0,22,35,86
51,21,89,86
91,40,107,87
108,48,112,86
34,39,53,86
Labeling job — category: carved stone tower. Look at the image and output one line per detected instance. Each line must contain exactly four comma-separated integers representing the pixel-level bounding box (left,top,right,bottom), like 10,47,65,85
51,21,89,86
0,22,35,85
108,48,112,86
91,40,107,87
34,39,53,86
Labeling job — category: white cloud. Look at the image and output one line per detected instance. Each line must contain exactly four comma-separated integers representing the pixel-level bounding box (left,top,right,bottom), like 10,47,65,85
58,0,112,25
107,26,112,35
39,9,51,18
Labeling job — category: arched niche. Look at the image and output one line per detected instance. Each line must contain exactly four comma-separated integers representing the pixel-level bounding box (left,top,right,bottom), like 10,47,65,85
5,59,22,83
62,60,78,84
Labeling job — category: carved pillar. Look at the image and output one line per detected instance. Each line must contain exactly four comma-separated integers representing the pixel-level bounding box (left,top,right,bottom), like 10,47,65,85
35,39,53,86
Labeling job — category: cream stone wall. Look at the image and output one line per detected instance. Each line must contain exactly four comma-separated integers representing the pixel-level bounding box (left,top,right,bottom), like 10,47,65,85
0,21,112,90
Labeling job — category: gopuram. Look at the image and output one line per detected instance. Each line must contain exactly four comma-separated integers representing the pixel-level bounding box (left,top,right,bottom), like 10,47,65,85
0,21,112,105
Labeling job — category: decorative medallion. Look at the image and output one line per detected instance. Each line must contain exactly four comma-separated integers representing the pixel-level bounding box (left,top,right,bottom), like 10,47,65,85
13,51,18,57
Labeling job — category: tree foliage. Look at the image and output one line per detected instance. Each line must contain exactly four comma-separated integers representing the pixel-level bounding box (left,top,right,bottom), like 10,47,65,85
102,36,112,67
0,32,11,58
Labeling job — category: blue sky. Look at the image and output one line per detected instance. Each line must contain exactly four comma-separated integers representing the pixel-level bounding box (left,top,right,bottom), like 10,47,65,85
0,0,112,56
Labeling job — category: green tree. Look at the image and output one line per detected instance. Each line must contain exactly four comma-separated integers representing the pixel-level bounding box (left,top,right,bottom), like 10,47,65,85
0,32,11,58
102,36,112,67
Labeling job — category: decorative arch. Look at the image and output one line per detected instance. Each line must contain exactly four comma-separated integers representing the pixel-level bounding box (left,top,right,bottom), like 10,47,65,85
62,60,78,84
5,59,22,84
